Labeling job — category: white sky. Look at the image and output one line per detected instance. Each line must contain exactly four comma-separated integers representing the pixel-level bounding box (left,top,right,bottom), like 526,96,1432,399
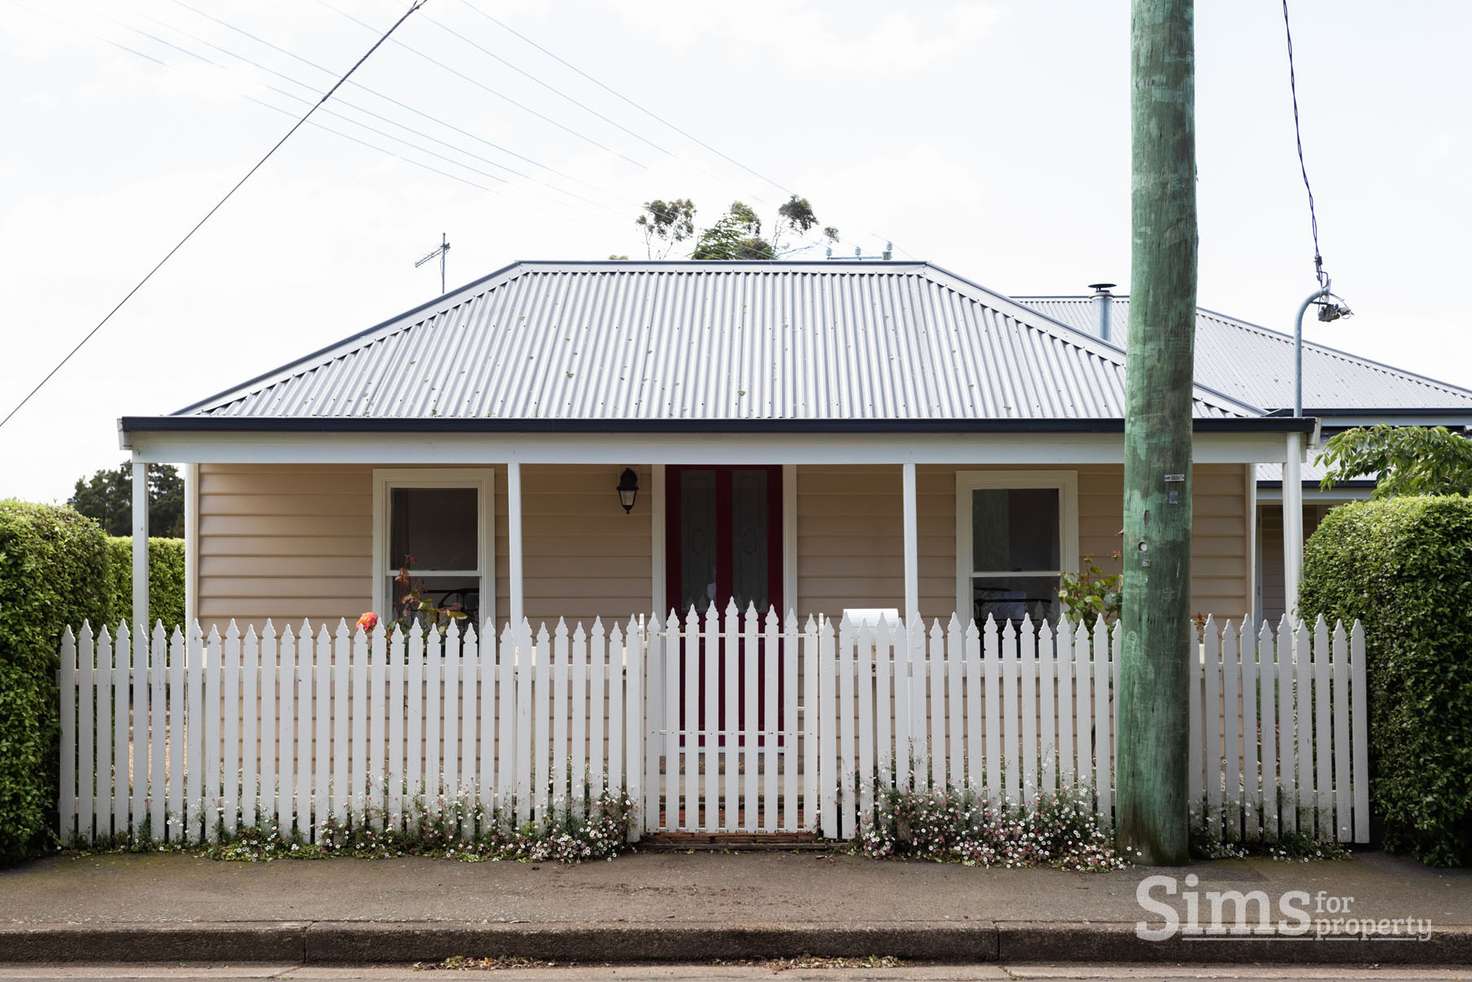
2,0,1469,503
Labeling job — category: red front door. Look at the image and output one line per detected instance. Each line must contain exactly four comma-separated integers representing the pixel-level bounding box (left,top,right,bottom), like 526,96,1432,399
666,466,783,739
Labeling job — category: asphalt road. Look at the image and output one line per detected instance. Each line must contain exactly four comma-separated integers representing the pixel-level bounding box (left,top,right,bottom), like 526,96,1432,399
0,965,1468,981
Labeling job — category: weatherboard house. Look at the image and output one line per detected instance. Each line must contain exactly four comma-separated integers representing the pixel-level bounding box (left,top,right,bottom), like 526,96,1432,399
119,260,1319,640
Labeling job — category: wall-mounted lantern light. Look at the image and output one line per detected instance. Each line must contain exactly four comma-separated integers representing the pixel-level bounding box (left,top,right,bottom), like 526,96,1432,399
616,467,639,513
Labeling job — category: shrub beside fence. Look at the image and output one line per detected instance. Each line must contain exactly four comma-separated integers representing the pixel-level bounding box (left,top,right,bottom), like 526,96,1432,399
104,536,185,631
0,500,110,865
1301,495,1472,866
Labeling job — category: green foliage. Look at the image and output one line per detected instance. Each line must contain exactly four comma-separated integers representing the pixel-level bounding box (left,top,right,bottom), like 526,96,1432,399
1057,553,1122,630
635,198,696,259
0,501,110,865
75,791,637,865
856,784,1126,871
68,462,185,537
1317,424,1472,498
104,537,186,631
641,195,836,260
1299,496,1472,866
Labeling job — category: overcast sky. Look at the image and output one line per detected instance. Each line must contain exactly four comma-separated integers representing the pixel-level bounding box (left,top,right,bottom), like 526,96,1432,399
2,0,1468,503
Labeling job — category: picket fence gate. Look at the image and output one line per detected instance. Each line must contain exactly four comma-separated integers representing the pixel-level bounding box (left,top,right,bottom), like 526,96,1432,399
56,606,1371,847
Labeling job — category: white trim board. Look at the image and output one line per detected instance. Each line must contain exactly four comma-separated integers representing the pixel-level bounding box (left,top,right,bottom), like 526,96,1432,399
954,469,1080,621
125,430,1297,465
371,468,496,632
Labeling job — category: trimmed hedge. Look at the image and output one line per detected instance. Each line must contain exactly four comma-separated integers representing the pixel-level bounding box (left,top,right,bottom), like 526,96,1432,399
1300,496,1472,866
0,501,111,865
105,536,186,631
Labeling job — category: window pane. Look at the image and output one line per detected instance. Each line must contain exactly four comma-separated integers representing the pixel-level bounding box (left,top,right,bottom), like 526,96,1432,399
387,573,479,627
972,488,1059,572
389,487,477,571
679,470,717,613
972,574,1059,628
730,469,770,612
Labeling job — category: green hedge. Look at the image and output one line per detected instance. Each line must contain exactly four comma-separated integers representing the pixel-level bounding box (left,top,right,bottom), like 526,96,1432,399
105,536,186,631
0,501,111,865
1300,496,1472,866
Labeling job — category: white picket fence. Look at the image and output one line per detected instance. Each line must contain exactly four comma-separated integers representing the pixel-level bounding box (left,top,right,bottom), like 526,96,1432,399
56,606,1370,847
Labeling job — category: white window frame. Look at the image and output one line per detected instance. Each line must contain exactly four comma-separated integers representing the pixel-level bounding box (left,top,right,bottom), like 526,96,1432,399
955,470,1079,620
372,468,496,629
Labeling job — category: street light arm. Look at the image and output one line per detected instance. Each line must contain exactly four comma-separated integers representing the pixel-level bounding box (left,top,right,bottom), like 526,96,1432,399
1294,283,1331,418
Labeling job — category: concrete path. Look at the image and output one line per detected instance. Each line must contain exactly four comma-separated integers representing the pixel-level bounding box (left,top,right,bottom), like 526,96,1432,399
2,850,1468,966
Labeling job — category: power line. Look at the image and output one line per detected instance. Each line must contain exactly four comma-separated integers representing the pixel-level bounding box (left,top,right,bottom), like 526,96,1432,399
164,1,585,186
0,0,430,432
419,12,673,157
318,0,648,171
455,0,793,198
1280,0,1326,288
133,13,613,210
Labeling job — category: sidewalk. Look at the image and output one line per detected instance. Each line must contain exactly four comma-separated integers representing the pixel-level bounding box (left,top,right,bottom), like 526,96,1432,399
2,850,1469,965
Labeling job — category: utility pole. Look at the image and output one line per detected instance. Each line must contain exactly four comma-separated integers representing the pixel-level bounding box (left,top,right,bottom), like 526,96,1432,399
1116,0,1197,865
415,232,451,295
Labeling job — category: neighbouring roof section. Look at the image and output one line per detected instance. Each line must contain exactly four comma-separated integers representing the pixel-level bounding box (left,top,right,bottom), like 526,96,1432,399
1015,296,1472,412
176,261,1263,423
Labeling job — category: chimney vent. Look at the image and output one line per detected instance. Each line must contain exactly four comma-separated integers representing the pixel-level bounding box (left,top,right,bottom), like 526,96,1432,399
1087,282,1116,343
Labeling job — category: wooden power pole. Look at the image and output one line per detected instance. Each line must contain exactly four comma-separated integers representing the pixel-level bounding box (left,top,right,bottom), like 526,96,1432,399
1116,0,1198,865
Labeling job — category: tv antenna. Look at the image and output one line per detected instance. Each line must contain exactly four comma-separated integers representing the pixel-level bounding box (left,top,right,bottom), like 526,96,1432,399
415,232,451,295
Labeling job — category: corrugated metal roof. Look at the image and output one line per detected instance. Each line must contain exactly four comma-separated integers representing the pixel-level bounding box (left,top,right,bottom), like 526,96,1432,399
179,261,1259,422
1015,296,1472,411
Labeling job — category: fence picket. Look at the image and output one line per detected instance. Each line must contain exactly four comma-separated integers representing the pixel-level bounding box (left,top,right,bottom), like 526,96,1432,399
1259,621,1279,839
1313,616,1333,840
132,622,147,840
313,625,331,839
475,624,494,829
1294,619,1314,833
856,622,874,826
1037,620,1056,798
947,616,965,793
278,625,297,839
424,624,442,808
743,606,759,833
458,623,477,837
333,622,351,825
722,601,739,830
498,622,517,822
221,622,240,838
98,624,115,842
295,623,313,838
79,623,95,845
964,619,983,794
1349,622,1370,843
1000,620,1019,804
1055,619,1073,788
369,624,386,831
406,623,424,816
1222,620,1241,843
387,627,405,831
515,622,533,825
60,627,77,845
686,609,701,831
201,626,219,843
352,625,369,821
662,612,679,830
118,623,133,840
927,620,945,791
1330,621,1352,843
534,624,552,821
1239,619,1258,843
644,614,661,835
703,606,719,832
838,617,856,838
150,623,167,842
910,618,928,789
817,616,837,837
763,608,780,832
443,621,461,809
801,615,818,831
982,616,1002,804
258,623,277,836
874,618,894,796
1073,623,1092,813
624,616,642,841
168,627,185,843
893,617,912,793
241,625,258,831
1203,617,1222,839
608,623,625,799
571,623,587,818
551,621,569,813
1020,616,1038,806
589,616,608,813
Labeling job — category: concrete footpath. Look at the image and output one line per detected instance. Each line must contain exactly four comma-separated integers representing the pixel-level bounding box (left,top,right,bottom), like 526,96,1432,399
2,850,1469,966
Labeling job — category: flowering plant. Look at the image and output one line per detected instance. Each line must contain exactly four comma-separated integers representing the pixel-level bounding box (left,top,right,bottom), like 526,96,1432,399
392,555,468,633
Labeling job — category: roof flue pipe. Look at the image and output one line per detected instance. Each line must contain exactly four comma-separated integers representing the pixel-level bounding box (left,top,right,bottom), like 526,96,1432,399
1088,282,1116,343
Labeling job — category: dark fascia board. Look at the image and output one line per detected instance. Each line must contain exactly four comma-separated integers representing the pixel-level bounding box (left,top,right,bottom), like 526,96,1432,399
1264,406,1472,417
120,415,1318,435
1256,479,1375,489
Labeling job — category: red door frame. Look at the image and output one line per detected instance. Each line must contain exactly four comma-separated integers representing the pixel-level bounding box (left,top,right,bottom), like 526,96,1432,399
665,466,784,740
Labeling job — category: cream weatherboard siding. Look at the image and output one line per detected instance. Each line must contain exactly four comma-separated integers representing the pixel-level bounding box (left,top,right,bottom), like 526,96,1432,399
795,464,1252,624
196,461,1250,631
1257,502,1333,625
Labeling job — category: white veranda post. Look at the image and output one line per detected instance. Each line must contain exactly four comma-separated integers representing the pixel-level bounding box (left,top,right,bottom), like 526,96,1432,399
1282,431,1304,621
132,455,148,631
902,462,919,619
506,461,524,630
